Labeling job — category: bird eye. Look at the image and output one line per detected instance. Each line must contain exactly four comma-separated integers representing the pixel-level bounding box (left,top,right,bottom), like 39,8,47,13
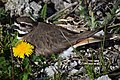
20,23,26,27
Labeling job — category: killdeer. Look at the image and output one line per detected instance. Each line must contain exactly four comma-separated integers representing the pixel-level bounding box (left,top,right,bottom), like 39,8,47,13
12,16,104,56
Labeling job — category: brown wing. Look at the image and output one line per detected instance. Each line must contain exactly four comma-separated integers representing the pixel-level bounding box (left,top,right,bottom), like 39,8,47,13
23,22,102,55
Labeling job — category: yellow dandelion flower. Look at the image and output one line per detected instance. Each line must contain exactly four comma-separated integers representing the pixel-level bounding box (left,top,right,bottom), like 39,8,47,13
12,40,34,58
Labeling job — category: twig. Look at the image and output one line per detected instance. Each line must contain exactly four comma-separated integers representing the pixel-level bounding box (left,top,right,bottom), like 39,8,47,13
108,23,120,29
46,2,78,23
10,46,14,80
59,29,72,46
64,2,80,18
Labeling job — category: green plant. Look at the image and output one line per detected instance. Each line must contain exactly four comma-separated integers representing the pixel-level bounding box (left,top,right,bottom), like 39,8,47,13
0,8,11,24
0,21,32,80
40,3,47,21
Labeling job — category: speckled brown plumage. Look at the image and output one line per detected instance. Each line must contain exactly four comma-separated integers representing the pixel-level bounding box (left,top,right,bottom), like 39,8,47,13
14,16,104,56
21,22,102,56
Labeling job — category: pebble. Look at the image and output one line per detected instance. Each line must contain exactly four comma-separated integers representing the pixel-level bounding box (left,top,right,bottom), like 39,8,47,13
5,0,42,18
70,61,78,67
114,45,118,49
69,69,78,75
95,75,111,80
45,66,58,77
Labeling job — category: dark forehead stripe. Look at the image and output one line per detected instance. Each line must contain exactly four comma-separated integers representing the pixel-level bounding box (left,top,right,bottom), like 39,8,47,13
20,22,33,27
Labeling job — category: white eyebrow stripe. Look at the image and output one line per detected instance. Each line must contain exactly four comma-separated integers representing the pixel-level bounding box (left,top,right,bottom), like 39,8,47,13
20,22,33,26
14,22,28,30
14,22,20,27
14,29,28,34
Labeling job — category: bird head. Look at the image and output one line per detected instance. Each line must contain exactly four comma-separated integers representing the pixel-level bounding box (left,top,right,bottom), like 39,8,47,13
12,16,37,39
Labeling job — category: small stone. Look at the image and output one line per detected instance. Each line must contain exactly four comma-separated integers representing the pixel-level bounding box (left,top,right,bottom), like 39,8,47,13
114,45,119,49
114,45,120,51
78,60,82,65
79,67,86,72
94,30,104,36
95,67,100,73
110,66,116,70
69,69,78,75
103,50,108,55
19,0,26,5
87,49,90,52
41,69,44,72
85,53,91,57
34,62,38,65
70,61,77,67
108,47,112,50
43,61,46,64
45,66,58,77
96,11,102,17
119,48,120,52
30,1,41,12
16,64,20,67
59,47,74,59
5,0,41,18
95,75,111,80
92,0,96,3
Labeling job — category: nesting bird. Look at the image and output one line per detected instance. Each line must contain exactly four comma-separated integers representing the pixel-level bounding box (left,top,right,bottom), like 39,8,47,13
12,16,103,56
